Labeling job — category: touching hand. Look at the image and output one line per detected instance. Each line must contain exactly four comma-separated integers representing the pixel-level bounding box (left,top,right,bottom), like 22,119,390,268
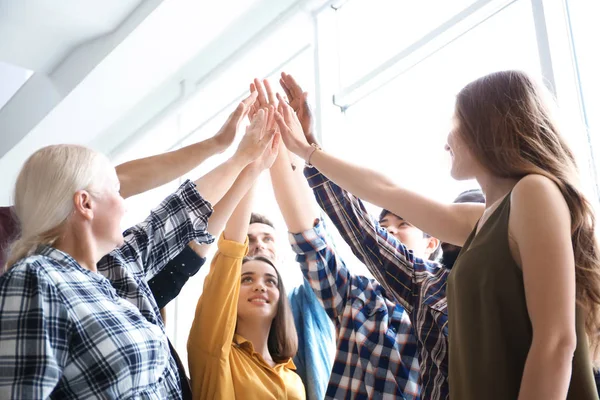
249,78,279,133
250,130,281,171
212,91,258,152
234,108,277,165
279,72,318,145
274,94,312,159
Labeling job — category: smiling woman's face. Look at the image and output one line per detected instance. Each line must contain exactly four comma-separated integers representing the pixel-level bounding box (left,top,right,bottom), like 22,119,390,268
236,259,281,323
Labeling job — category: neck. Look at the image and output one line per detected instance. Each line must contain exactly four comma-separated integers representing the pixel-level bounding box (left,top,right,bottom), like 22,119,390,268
476,173,519,207
236,318,273,363
54,228,99,272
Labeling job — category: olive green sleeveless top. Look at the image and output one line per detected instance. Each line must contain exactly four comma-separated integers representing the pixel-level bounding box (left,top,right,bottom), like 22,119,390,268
447,192,598,399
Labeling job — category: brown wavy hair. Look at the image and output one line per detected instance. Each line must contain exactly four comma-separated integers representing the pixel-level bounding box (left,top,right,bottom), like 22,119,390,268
241,256,298,362
455,70,600,361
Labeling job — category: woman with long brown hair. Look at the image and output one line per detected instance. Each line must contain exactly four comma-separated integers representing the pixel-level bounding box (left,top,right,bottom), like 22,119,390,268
187,114,304,399
275,70,599,399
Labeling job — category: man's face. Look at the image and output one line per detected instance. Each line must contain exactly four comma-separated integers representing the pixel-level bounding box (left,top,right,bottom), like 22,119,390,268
379,213,431,258
247,223,277,261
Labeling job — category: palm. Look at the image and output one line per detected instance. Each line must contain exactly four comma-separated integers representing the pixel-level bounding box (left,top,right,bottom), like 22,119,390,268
256,135,280,170
279,73,317,144
213,92,257,152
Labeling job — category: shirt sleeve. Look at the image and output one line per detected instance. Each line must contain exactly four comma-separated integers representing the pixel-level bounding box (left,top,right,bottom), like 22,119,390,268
147,246,206,309
187,234,248,398
289,219,355,322
305,166,437,312
99,180,214,282
0,260,70,399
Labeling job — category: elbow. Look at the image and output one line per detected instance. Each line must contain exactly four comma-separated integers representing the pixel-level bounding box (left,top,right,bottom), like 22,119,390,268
531,329,577,362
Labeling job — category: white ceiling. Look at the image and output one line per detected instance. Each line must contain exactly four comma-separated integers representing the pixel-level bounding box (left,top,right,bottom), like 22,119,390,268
0,0,322,204
0,0,143,72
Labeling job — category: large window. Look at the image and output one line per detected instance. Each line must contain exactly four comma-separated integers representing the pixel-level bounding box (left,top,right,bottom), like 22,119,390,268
566,0,600,195
328,0,541,203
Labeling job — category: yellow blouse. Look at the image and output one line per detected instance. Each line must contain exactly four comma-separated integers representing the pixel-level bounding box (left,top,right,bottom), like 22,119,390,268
187,234,305,400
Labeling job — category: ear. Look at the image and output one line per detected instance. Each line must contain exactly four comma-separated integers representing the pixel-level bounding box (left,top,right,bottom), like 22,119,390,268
73,190,94,221
424,236,441,258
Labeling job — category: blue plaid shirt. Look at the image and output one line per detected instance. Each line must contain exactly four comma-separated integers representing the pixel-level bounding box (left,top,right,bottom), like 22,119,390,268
290,220,420,399
0,180,213,399
306,167,450,400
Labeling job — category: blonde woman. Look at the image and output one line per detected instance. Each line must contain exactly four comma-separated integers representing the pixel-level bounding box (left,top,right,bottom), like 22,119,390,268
187,125,305,399
0,108,274,399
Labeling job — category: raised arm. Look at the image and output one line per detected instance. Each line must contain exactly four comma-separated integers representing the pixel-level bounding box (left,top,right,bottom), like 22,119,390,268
117,92,257,199
101,109,276,281
187,187,255,396
194,108,274,206
187,126,279,398
247,78,352,320
274,75,484,246
306,167,434,311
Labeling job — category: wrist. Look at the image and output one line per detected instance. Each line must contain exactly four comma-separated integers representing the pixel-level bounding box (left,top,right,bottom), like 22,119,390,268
230,152,252,170
209,137,228,154
305,143,322,167
244,162,263,177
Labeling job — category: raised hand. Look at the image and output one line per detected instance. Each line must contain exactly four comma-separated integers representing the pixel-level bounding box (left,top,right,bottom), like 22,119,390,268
234,108,276,165
274,93,312,160
249,78,278,130
279,72,317,145
251,130,281,171
213,91,258,152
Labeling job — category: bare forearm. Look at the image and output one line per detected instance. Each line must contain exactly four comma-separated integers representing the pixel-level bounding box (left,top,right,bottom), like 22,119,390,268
518,342,574,399
224,184,255,244
192,166,261,257
193,155,249,206
270,145,319,233
117,138,223,199
309,149,482,245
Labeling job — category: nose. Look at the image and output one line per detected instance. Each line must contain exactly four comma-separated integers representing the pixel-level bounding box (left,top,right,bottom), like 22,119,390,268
253,283,266,293
386,226,397,235
444,143,451,152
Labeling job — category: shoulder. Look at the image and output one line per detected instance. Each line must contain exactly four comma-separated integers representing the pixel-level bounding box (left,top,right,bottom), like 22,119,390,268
509,174,571,243
512,174,565,203
0,254,62,294
511,174,569,217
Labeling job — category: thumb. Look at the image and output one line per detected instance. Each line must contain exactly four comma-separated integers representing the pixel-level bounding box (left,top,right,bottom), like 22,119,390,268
274,111,289,134
271,131,281,151
231,102,246,121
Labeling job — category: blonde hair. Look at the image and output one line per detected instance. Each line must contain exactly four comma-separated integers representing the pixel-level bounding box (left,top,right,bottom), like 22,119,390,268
6,144,114,267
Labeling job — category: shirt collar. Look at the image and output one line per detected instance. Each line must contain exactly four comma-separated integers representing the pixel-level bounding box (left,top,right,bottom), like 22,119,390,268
233,334,296,370
35,245,102,279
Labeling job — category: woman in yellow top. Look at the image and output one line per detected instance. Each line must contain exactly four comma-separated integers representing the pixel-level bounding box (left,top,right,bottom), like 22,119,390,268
187,107,305,400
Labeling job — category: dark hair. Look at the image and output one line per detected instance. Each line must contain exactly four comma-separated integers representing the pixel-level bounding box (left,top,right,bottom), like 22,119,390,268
453,189,485,204
379,209,440,261
241,255,298,362
250,213,275,229
456,70,600,359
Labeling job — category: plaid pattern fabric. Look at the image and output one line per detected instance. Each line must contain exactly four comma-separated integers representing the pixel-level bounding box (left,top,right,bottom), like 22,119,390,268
305,167,450,400
290,221,421,400
0,180,213,399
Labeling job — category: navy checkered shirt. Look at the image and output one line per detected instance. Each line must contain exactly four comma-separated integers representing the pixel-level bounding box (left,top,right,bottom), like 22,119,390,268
0,180,213,399
290,220,421,399
305,167,450,400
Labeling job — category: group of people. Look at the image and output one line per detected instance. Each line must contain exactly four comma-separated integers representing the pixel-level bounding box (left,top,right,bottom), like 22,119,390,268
0,69,598,399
